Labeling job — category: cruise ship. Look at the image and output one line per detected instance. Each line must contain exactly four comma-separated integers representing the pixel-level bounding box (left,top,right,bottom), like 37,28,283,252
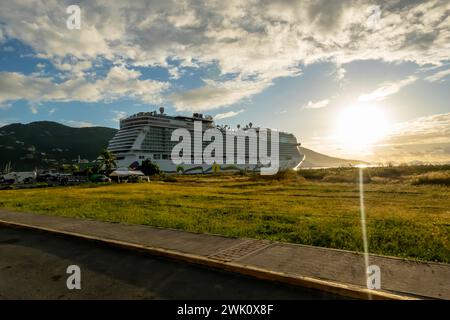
107,108,305,174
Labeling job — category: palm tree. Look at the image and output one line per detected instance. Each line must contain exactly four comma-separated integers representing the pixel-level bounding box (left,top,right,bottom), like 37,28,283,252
98,149,116,172
70,164,80,173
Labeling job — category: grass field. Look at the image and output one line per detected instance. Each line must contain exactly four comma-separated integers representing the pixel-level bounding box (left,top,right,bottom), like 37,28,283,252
0,169,449,263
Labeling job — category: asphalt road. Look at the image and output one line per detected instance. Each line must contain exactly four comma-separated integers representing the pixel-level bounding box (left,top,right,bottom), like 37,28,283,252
0,225,342,300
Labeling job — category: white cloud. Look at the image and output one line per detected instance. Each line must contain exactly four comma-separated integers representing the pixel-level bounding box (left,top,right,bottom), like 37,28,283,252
29,102,39,114
302,99,330,109
98,66,169,103
0,102,12,110
171,78,271,111
358,76,418,102
0,1,111,60
214,109,244,120
370,112,450,163
384,112,450,146
335,67,346,80
0,66,169,105
168,66,181,80
167,9,201,28
52,59,93,76
112,110,127,122
0,1,449,110
425,68,450,82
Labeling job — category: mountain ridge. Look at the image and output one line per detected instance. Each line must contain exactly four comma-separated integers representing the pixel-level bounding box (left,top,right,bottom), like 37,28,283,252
0,121,117,170
299,147,364,168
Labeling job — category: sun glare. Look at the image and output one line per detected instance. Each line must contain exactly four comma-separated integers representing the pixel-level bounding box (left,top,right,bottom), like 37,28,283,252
336,104,390,150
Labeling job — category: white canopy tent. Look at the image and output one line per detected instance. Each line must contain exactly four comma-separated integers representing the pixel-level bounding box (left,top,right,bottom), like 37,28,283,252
110,169,145,177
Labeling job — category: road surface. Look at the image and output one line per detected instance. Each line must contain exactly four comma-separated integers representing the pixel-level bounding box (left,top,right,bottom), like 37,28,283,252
0,225,342,299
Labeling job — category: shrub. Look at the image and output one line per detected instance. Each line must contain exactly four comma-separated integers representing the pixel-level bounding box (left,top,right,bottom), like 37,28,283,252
139,159,162,176
370,167,402,178
297,169,328,180
251,169,301,181
162,174,178,182
321,170,371,183
411,171,450,186
272,169,298,181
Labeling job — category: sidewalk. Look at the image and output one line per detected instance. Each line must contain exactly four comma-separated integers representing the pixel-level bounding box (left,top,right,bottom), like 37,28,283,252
0,209,448,299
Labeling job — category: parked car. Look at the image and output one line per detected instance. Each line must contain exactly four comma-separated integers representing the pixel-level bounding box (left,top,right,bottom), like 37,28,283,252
90,174,112,183
37,173,60,184
0,177,15,185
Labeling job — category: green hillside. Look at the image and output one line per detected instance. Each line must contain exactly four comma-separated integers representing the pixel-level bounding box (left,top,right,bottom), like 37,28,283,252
0,121,117,171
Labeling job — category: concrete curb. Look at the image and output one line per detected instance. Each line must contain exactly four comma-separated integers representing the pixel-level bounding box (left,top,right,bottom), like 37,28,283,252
0,219,419,300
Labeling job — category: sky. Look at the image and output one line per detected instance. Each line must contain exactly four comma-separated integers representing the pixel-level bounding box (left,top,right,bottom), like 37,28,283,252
0,0,449,163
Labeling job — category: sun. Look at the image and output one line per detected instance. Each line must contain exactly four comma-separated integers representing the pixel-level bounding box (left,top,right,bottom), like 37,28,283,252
336,103,390,150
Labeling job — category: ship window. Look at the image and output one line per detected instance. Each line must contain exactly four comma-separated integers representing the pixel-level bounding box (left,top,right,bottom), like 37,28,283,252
116,156,125,160
153,154,161,160
162,154,168,160
139,155,145,159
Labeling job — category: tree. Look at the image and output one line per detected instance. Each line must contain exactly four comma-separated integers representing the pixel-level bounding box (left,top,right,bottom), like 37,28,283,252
97,149,116,172
139,159,161,176
83,166,93,177
59,164,71,173
70,164,80,173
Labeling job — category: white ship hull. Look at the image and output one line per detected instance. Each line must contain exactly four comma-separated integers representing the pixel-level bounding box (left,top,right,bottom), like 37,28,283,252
114,150,305,174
